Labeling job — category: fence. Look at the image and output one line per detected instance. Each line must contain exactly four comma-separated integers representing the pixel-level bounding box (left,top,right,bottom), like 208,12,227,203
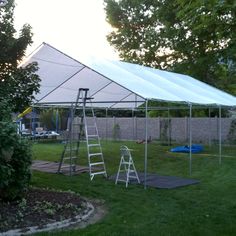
93,117,235,144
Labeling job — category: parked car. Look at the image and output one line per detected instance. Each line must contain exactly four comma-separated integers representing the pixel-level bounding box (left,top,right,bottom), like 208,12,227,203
45,131,60,138
21,130,60,139
21,129,31,137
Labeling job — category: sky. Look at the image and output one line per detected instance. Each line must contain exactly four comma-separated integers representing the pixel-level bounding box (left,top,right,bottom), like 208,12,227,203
14,0,118,60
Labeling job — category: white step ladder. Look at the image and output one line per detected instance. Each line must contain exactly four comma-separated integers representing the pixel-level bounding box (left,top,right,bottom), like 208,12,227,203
58,88,107,179
83,90,107,180
115,146,140,187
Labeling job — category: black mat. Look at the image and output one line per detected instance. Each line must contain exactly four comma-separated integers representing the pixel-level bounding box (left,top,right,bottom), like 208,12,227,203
110,172,200,189
31,160,100,175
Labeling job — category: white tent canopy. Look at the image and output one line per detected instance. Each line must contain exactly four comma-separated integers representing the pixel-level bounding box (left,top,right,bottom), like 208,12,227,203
21,42,236,108
21,42,236,186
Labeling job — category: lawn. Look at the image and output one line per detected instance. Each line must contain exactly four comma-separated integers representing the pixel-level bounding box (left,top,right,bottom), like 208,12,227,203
31,140,236,236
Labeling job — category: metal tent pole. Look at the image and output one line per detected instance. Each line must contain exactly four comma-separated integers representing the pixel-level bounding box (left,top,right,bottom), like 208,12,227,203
219,106,222,164
132,108,135,140
32,107,36,140
144,100,148,189
105,108,108,141
56,109,59,132
168,108,171,146
208,108,211,146
189,103,192,175
69,104,74,176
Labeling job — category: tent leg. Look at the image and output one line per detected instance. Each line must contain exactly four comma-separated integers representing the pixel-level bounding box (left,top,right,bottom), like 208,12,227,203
189,104,192,175
168,108,171,146
219,106,222,165
208,108,211,146
32,107,36,140
56,109,59,132
105,108,108,142
144,100,148,189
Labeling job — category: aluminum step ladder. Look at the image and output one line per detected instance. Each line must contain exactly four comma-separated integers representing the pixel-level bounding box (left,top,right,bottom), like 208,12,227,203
82,89,107,180
57,91,82,175
58,88,107,179
115,146,140,187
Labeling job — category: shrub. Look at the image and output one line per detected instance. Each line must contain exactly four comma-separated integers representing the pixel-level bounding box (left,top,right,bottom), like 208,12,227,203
0,100,32,201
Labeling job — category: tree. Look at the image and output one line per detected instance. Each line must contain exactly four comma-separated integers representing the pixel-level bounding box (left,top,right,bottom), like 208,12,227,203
0,0,40,112
0,0,37,201
104,0,236,93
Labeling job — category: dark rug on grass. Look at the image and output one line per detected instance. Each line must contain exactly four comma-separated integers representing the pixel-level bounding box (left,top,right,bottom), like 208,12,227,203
110,172,200,189
31,160,99,175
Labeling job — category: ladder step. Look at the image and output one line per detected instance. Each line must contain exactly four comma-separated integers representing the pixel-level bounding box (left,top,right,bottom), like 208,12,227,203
116,179,127,183
91,171,106,176
88,144,100,147
63,156,77,160
89,153,102,157
90,162,104,166
119,169,136,173
121,161,134,165
87,125,96,128
127,175,139,179
87,134,99,137
116,177,139,181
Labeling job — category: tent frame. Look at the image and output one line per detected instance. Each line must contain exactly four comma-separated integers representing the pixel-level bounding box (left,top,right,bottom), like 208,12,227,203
33,98,226,188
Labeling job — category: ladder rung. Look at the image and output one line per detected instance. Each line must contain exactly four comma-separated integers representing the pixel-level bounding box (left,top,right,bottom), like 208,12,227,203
116,179,127,182
90,162,104,166
87,125,96,128
89,153,102,157
91,171,106,176
88,144,100,147
63,156,77,160
87,134,98,137
121,161,133,165
119,169,135,173
128,175,139,179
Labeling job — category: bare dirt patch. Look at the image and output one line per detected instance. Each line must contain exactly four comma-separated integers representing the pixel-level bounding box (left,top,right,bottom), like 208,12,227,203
0,188,106,235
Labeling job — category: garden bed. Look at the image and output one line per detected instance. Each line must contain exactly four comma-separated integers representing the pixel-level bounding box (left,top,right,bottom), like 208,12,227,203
0,188,99,235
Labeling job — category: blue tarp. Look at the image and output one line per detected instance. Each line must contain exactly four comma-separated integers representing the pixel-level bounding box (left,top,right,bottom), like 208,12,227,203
170,144,204,153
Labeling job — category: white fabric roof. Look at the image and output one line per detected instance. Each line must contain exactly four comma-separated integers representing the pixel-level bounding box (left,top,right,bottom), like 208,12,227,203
21,42,236,108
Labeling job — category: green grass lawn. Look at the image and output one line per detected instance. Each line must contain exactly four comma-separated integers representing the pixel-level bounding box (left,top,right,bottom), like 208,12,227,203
31,140,236,236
